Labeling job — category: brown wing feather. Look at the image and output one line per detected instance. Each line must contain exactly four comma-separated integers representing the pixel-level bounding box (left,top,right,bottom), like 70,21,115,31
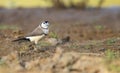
25,26,44,37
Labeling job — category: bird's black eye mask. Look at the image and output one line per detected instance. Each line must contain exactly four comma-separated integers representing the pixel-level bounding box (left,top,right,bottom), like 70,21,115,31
44,21,48,23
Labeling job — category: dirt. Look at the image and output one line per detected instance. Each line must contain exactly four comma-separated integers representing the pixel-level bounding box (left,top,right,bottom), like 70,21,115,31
0,8,120,73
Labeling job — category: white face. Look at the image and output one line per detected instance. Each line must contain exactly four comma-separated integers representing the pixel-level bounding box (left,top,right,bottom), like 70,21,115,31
41,21,49,29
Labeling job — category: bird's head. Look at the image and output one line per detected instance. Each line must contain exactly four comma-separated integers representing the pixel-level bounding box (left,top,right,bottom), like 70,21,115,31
41,21,50,29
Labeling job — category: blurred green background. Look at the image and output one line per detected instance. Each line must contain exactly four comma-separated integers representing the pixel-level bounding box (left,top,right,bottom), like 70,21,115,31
0,0,120,8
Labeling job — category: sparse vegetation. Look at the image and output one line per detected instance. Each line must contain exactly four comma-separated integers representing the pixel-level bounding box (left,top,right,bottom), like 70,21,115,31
0,5,120,73
49,32,58,38
94,25,105,31
105,50,116,62
0,59,6,66
38,41,51,47
105,38,116,45
104,50,120,73
0,25,19,30
108,63,120,72
68,43,79,49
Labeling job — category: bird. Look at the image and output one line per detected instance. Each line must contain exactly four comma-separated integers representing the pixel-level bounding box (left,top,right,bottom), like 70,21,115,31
12,21,50,44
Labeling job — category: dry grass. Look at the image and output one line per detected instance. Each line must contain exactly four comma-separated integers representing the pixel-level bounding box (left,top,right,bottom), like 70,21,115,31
0,29,120,73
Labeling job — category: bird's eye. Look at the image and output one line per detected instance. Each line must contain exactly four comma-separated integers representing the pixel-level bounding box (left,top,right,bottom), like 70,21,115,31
45,21,48,23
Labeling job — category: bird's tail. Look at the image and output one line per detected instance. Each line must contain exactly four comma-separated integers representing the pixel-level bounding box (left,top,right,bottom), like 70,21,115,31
12,37,30,42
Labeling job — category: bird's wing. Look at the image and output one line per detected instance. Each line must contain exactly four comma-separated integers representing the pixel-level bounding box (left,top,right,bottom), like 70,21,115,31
25,26,44,37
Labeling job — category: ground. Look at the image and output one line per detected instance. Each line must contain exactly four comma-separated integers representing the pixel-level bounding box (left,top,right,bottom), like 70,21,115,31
0,8,120,73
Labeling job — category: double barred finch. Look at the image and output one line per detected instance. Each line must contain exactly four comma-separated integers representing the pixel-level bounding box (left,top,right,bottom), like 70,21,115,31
13,21,50,44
